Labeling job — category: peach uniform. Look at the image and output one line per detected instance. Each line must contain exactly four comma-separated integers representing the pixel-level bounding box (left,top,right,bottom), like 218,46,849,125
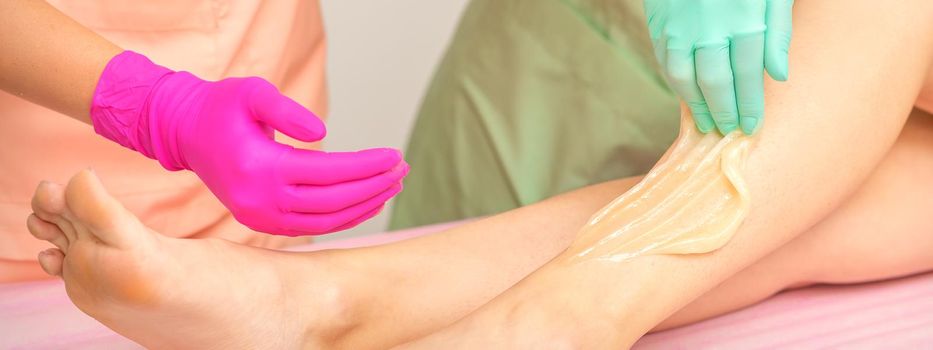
0,0,327,282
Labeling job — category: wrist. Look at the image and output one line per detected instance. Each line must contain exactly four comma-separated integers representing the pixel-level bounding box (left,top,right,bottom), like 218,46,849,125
89,50,200,171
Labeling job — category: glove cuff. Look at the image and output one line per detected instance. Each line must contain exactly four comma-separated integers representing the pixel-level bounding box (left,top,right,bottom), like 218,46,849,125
89,50,190,171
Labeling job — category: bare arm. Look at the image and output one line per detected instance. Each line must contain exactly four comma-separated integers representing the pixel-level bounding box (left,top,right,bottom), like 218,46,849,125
0,0,121,122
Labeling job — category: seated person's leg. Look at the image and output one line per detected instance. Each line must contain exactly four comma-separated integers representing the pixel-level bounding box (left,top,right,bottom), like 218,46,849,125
402,0,933,347
28,167,643,349
657,109,933,330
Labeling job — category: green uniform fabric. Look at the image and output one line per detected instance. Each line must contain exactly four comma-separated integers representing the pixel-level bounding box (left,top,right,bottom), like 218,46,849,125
389,0,680,229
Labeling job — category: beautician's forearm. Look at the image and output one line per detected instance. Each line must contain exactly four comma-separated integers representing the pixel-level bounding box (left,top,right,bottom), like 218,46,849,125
0,0,121,123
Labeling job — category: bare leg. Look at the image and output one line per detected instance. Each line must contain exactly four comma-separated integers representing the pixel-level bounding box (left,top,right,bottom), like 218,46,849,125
27,168,621,349
657,109,933,330
403,0,933,347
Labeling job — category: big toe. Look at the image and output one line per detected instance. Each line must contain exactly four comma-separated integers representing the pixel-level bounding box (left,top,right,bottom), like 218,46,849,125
31,181,66,222
64,169,145,247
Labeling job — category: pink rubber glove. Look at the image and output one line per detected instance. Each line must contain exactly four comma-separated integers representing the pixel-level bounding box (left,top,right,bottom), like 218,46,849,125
89,51,408,236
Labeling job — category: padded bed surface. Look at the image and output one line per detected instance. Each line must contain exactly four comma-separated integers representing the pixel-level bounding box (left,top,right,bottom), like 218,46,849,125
2,222,931,349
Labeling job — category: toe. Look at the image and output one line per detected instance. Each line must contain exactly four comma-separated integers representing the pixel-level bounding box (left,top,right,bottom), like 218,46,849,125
27,214,69,252
30,181,66,223
65,169,145,247
31,181,79,242
38,248,65,277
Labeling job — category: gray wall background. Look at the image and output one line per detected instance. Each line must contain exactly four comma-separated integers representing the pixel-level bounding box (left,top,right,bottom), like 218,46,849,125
317,1,469,241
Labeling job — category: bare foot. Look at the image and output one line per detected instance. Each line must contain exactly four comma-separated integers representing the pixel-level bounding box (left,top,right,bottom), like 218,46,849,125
27,169,362,349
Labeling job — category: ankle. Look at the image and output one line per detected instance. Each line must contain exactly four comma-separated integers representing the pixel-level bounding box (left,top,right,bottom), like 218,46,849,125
290,252,373,348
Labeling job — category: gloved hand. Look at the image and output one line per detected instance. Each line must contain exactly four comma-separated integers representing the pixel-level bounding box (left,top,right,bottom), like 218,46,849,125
644,0,794,135
90,51,408,236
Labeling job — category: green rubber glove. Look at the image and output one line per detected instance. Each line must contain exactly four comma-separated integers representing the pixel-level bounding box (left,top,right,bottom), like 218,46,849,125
645,0,794,135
